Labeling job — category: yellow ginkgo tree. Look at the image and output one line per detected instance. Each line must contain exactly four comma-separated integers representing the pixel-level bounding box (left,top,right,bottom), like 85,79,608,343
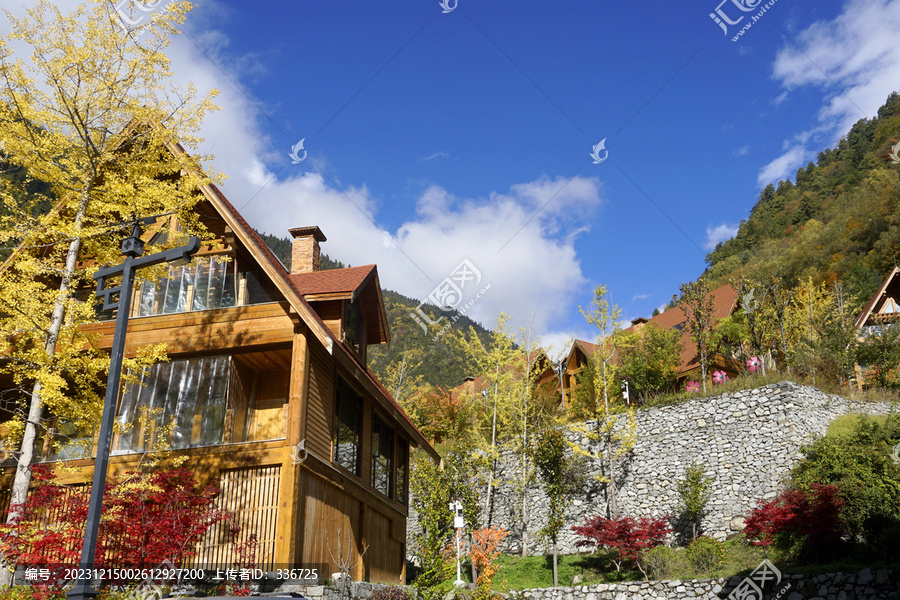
0,0,219,579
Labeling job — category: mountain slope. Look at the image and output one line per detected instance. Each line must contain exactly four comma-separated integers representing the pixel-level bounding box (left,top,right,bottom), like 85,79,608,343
703,92,900,311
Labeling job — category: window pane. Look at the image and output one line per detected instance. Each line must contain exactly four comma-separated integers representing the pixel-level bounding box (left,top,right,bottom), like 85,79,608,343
397,439,409,504
372,416,393,497
333,379,362,475
114,356,232,454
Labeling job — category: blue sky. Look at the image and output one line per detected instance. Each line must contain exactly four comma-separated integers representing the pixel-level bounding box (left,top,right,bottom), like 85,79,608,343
8,0,900,357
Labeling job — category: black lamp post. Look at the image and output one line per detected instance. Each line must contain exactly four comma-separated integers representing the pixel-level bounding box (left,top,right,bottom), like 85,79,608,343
67,220,200,600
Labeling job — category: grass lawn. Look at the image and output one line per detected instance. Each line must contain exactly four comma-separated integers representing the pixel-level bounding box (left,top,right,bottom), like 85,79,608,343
488,538,773,590
826,413,889,438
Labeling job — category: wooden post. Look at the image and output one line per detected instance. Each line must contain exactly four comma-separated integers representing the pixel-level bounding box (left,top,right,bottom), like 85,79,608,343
273,329,310,566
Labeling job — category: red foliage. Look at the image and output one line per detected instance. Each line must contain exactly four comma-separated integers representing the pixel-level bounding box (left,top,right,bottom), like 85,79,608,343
571,514,670,571
744,483,844,551
0,466,227,576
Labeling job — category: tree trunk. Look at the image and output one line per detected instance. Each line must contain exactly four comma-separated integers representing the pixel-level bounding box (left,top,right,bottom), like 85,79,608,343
552,543,558,587
0,191,89,588
483,382,498,527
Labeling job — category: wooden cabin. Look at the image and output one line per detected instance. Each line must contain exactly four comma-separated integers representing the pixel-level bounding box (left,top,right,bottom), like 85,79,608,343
562,283,741,400
451,348,560,412
854,266,900,387
0,153,436,583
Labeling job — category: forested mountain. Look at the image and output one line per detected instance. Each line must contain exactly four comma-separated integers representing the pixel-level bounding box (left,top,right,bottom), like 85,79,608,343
256,231,492,390
703,92,900,312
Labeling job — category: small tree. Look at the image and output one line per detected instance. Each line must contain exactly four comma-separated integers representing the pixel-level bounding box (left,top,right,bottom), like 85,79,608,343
744,484,844,562
676,462,714,541
571,514,671,580
530,426,572,586
409,447,480,599
468,526,508,600
674,279,719,393
574,285,636,520
617,324,682,402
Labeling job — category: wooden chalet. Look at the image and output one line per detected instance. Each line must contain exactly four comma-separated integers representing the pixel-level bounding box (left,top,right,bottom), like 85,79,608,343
0,149,437,583
562,283,741,401
451,348,560,407
853,266,900,387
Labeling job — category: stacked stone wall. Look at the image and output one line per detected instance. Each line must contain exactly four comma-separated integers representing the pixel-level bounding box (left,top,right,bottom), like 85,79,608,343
409,382,897,556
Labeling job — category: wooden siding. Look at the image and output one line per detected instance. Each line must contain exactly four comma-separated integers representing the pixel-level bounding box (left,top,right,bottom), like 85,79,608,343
196,465,281,570
364,508,403,584
306,344,334,458
80,302,295,356
300,469,363,579
312,300,343,339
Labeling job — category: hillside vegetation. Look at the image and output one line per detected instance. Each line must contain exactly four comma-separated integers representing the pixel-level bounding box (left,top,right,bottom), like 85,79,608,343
704,92,900,307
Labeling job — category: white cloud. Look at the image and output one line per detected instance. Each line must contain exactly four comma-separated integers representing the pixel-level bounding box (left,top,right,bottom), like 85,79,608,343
0,1,603,337
421,151,450,162
162,15,603,335
757,145,807,188
763,0,900,184
631,293,651,301
732,145,750,157
704,223,740,250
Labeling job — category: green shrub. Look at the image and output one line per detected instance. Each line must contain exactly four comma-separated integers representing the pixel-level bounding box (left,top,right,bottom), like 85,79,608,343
686,536,725,573
642,545,679,580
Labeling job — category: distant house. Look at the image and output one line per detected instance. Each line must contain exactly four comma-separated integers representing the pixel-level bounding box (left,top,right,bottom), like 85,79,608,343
562,283,741,401
0,142,436,583
452,348,560,406
853,266,900,387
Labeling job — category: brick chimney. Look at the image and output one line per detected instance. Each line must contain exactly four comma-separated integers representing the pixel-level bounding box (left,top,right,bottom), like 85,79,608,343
288,226,327,274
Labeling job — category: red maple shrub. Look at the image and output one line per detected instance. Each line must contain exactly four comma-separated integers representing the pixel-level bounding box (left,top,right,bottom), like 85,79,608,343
0,466,228,577
744,483,844,560
571,514,671,578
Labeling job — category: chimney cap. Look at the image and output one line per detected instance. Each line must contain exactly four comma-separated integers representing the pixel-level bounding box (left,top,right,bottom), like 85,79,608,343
631,317,649,326
288,226,327,242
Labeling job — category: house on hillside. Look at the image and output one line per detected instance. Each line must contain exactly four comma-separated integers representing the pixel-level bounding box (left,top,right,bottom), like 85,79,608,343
0,146,436,583
452,348,560,408
853,266,900,388
562,283,741,401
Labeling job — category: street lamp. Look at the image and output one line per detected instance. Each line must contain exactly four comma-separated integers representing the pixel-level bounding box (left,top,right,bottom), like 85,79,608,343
67,220,200,600
449,500,465,588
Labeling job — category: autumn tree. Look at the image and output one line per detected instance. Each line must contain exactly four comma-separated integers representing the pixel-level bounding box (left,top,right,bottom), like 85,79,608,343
616,323,682,402
530,426,573,586
573,285,636,519
674,278,720,393
457,313,548,557
0,0,218,581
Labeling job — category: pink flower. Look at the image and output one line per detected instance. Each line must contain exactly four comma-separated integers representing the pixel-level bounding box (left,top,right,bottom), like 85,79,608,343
713,370,728,384
686,380,700,393
747,356,761,373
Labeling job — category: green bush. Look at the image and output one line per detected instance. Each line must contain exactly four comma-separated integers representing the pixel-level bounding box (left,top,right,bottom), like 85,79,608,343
642,545,679,580
686,536,725,573
792,412,900,558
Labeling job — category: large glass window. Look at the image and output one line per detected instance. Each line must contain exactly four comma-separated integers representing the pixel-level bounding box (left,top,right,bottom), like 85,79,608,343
333,378,362,475
136,256,237,317
115,356,230,453
372,415,393,497
114,355,288,454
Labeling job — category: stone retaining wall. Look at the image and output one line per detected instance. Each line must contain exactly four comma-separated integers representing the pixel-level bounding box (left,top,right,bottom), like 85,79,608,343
408,382,897,556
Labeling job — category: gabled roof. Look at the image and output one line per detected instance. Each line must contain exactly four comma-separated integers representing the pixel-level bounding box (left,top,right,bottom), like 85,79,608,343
289,265,390,346
569,283,739,376
855,267,900,329
290,265,376,298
